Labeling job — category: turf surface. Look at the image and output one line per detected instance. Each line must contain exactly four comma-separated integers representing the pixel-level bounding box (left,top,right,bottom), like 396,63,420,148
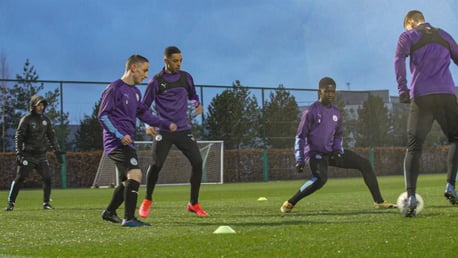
1,174,457,257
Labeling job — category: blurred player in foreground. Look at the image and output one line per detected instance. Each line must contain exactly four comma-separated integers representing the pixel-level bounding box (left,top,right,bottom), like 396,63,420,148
98,54,176,227
394,10,458,217
280,77,395,213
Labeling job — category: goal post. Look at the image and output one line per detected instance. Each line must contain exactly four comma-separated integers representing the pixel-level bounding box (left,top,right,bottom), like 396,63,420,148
92,140,224,188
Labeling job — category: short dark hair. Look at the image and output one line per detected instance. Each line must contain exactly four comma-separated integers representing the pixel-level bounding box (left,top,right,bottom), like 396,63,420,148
318,77,336,90
404,10,425,28
125,54,148,71
164,46,181,58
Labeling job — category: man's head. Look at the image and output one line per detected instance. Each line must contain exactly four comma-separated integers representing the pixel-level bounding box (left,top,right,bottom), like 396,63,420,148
29,95,48,114
164,46,182,73
318,77,336,106
125,54,149,84
404,10,425,31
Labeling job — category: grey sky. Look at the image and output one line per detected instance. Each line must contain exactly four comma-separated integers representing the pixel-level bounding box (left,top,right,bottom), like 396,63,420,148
1,0,458,123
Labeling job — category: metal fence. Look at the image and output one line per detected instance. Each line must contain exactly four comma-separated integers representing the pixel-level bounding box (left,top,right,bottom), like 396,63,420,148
1,78,421,188
0,78,320,145
1,79,326,187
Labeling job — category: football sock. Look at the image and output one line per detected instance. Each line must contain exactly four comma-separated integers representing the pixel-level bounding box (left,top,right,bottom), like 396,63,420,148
106,184,125,212
446,141,458,184
124,179,140,220
43,177,52,203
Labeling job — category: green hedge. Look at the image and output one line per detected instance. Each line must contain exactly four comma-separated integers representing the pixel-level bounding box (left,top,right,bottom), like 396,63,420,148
0,151,102,190
0,146,449,189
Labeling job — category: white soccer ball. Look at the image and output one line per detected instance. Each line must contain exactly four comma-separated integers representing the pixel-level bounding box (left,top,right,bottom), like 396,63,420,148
397,192,424,214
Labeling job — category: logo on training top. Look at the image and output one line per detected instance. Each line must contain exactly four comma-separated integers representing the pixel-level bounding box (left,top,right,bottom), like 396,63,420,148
160,83,167,89
123,93,129,105
333,115,338,122
42,120,48,126
130,157,138,166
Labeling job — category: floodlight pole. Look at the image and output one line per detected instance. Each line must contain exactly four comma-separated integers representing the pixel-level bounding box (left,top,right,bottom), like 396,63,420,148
59,82,67,189
367,92,375,169
199,86,205,137
261,89,268,182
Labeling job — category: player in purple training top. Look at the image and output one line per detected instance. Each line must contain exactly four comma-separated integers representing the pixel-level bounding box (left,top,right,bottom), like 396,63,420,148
395,10,458,217
98,54,177,227
280,77,396,213
138,46,208,218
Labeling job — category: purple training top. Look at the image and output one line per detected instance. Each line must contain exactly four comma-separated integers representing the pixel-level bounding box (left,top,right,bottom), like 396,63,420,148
142,69,200,132
294,101,343,163
98,79,171,154
395,22,458,98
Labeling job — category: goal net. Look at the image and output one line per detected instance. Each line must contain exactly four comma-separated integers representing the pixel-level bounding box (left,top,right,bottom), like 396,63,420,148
92,140,224,188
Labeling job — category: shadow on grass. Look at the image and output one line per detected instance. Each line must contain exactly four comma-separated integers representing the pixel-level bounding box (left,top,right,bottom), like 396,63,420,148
164,208,405,227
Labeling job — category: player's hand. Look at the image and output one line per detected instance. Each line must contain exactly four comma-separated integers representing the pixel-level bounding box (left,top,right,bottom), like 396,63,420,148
330,151,344,166
295,162,305,173
145,127,157,137
121,135,132,145
169,123,177,132
330,151,342,160
54,151,64,164
400,92,410,104
194,103,203,115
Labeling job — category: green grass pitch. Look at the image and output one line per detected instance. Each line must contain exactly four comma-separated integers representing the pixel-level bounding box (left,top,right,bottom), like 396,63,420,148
1,174,457,257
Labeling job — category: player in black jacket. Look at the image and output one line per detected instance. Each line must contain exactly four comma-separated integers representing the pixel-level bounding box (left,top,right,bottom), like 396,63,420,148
5,95,63,211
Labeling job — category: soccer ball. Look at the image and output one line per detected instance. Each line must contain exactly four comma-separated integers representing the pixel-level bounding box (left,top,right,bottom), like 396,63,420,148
397,192,424,214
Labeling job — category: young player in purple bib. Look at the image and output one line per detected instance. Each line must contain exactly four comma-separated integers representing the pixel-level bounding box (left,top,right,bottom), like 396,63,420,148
139,46,208,217
98,54,176,227
280,77,395,213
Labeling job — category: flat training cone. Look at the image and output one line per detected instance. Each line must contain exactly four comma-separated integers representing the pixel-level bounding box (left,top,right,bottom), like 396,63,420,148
257,197,268,201
213,225,236,234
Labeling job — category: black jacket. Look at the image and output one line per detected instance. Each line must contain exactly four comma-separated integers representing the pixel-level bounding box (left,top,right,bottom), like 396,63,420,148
15,95,61,156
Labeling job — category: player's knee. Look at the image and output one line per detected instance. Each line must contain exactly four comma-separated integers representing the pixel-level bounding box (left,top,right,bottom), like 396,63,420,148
358,159,373,172
191,158,203,168
407,137,424,152
148,164,162,174
42,176,52,184
127,168,142,183
147,162,163,174
14,174,25,183
315,175,327,188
